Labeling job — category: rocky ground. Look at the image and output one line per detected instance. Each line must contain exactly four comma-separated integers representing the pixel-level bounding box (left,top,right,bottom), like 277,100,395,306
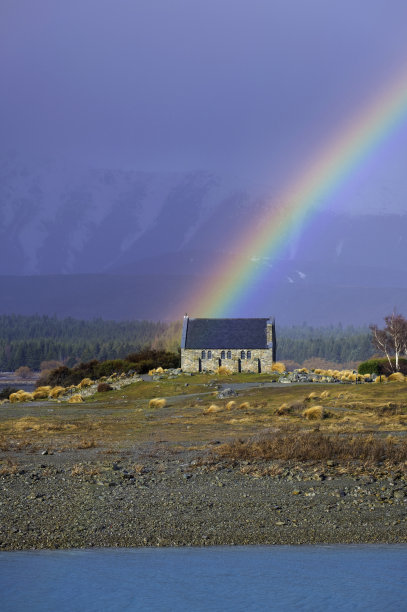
1,446,406,550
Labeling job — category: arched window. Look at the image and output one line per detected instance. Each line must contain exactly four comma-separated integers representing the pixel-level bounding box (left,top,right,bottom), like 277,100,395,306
227,350,232,359
221,350,225,359
201,350,206,359
207,350,212,359
247,350,251,359
241,350,246,359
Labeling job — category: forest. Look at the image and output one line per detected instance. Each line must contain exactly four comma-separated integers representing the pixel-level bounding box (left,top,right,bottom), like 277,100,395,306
0,314,375,371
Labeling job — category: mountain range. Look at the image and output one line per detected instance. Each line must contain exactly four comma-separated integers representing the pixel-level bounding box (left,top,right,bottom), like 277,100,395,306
1,153,406,325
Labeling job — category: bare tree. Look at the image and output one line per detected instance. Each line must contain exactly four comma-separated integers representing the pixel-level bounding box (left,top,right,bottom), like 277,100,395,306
370,311,407,371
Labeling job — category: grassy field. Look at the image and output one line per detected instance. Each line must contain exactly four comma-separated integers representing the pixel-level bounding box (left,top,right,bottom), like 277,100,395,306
1,374,407,461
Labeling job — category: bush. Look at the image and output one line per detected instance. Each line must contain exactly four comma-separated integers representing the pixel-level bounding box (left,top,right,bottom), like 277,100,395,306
14,366,33,379
358,358,407,376
271,362,286,373
0,386,18,400
97,382,113,393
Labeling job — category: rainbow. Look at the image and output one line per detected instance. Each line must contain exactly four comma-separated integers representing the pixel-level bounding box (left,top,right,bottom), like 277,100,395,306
183,66,407,318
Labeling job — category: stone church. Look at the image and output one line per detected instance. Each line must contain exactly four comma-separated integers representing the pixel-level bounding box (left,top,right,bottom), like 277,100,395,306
181,316,276,373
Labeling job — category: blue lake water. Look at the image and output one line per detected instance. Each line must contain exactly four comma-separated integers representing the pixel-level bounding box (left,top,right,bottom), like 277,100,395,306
1,545,407,611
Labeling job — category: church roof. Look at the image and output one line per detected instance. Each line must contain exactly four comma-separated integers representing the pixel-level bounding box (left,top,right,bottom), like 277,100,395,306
182,317,271,349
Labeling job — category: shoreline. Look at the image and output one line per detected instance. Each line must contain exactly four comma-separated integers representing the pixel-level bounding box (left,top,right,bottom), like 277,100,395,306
1,450,406,551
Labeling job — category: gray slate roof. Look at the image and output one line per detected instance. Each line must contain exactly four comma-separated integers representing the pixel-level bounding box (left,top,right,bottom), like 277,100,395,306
184,318,270,349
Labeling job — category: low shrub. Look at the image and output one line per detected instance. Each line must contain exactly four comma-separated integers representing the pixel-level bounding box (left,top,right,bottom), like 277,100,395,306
226,400,237,410
358,358,407,376
271,362,286,374
97,382,113,393
0,386,18,400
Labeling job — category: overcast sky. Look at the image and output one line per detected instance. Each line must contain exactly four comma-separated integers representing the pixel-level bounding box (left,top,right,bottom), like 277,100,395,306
2,0,407,212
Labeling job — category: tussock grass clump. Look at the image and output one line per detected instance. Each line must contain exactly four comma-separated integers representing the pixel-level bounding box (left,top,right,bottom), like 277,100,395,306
217,366,232,375
215,427,407,463
49,386,66,398
204,404,223,414
388,372,405,382
76,438,97,449
148,367,166,375
78,378,93,389
306,392,319,401
148,398,167,409
71,463,100,476
0,459,19,476
32,386,52,399
320,390,330,399
275,401,305,416
302,405,326,420
271,362,286,373
68,394,84,403
375,375,387,383
226,400,237,410
9,391,34,403
239,402,250,410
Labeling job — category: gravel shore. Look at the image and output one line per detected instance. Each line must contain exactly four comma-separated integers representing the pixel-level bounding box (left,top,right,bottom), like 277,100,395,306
1,448,406,550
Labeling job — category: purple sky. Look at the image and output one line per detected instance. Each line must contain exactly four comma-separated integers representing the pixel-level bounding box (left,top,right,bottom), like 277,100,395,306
2,0,407,211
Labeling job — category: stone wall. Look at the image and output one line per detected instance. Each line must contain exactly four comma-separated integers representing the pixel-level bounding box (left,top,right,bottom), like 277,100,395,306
181,348,274,373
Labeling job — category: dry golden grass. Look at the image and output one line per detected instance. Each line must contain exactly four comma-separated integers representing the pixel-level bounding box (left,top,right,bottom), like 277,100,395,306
388,372,405,382
78,378,93,389
76,438,97,449
0,459,19,476
215,426,407,463
275,401,305,416
148,398,167,409
33,386,52,399
302,405,325,420
320,390,330,399
71,463,100,476
49,386,66,398
148,367,165,375
375,375,387,383
68,394,84,403
9,391,34,403
204,404,223,414
217,366,232,375
239,401,250,410
226,400,237,410
307,392,319,400
271,362,286,373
